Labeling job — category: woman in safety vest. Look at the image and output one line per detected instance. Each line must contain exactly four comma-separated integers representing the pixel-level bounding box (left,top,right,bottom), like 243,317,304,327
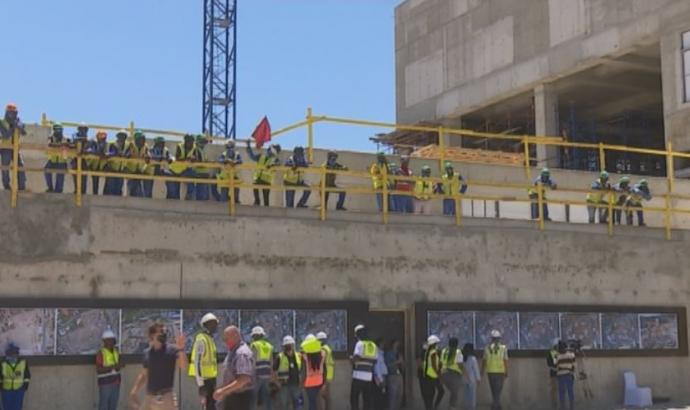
421,335,444,410
301,334,325,410
440,337,464,410
0,343,30,410
482,330,509,410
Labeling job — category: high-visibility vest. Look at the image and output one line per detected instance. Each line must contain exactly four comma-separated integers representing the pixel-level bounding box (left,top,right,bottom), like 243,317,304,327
86,141,109,171
217,152,241,181
586,179,609,203
106,142,127,172
322,344,335,381
194,147,209,175
415,179,433,200
304,351,325,387
251,339,274,379
253,153,276,185
484,343,507,374
353,341,378,377
424,348,439,379
97,347,121,382
283,166,305,185
548,349,558,372
370,163,387,190
188,332,218,379
125,143,149,173
147,146,169,175
169,143,197,174
1,360,28,390
441,347,462,374
441,173,461,196
277,352,302,383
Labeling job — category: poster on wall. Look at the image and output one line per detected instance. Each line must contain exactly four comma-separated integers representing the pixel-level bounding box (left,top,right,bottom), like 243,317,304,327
121,309,182,354
640,313,679,349
426,311,474,346
0,308,55,356
601,313,639,350
560,313,601,349
475,311,518,349
240,310,294,349
183,309,239,353
295,310,348,352
56,308,120,355
519,312,559,350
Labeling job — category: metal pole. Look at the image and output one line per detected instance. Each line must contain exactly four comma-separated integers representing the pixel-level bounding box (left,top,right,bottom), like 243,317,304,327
665,194,672,241
666,142,674,240
228,164,236,216
438,127,445,171
307,107,314,163
320,166,327,221
537,182,545,230
523,137,531,181
607,193,614,237
76,141,83,207
10,129,19,208
454,188,461,226
382,164,389,224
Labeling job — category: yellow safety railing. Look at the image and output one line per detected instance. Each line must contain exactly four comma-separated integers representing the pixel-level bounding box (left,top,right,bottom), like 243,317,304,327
8,108,687,241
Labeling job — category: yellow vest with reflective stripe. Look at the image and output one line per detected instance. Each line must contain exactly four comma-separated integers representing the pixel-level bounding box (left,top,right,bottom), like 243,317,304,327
188,332,218,379
322,344,335,381
441,173,460,196
253,154,275,185
424,348,439,379
370,163,387,190
101,347,119,367
441,347,462,374
1,360,27,390
251,339,274,379
484,343,507,374
277,352,302,382
415,179,433,200
125,143,149,173
170,143,197,174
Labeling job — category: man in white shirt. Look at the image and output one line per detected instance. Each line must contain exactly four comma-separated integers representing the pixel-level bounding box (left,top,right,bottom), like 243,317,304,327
350,325,378,410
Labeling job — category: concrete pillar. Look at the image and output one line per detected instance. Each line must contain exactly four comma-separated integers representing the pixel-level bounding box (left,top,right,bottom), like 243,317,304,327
534,84,560,167
440,116,463,147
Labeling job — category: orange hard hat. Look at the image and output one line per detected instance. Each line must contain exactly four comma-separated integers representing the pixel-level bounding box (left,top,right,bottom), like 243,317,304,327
5,103,17,112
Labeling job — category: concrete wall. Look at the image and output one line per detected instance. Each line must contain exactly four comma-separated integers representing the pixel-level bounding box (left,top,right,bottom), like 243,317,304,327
395,0,690,130
1,192,689,409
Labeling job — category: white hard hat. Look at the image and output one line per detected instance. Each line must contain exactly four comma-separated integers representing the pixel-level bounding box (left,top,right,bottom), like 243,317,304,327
251,326,266,336
490,329,502,338
200,313,218,326
305,333,316,341
102,330,116,340
316,331,328,340
354,324,365,332
427,335,441,345
282,335,296,346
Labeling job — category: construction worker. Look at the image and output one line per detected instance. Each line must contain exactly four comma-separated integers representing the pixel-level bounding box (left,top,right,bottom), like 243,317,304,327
440,337,463,410
128,322,188,410
0,103,26,192
213,140,242,203
436,162,468,216
586,171,611,224
189,313,219,410
96,330,122,410
421,335,444,410
103,130,128,196
192,135,212,201
275,335,303,409
247,141,281,206
0,343,30,410
70,123,90,195
414,165,434,214
166,134,197,200
395,155,414,213
370,152,389,212
316,332,334,410
284,146,311,208
323,151,348,211
613,176,632,225
45,122,69,193
124,130,150,198
482,330,509,410
301,334,325,410
626,179,652,226
85,130,109,195
249,326,274,410
147,137,172,198
555,341,576,410
528,168,557,220
546,338,559,410
350,324,377,410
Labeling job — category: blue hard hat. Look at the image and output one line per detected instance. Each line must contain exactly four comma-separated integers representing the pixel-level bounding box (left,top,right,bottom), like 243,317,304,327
5,343,19,355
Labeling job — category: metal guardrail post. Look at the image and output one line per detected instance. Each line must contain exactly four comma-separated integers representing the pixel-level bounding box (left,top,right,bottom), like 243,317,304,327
10,129,19,208
607,194,614,237
228,164,236,217
665,194,672,240
523,137,531,181
666,142,674,241
537,182,545,230
76,141,83,207
320,166,326,221
382,165,389,224
454,189,462,226
598,143,606,172
307,107,314,163
438,127,445,171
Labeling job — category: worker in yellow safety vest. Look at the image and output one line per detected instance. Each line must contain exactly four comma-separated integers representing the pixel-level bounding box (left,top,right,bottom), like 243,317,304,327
0,343,30,410
414,165,434,214
123,130,150,198
246,141,281,206
421,335,444,410
250,326,275,410
316,331,335,410
586,171,611,224
189,313,219,410
45,122,69,193
96,329,123,410
103,130,129,196
284,146,311,208
482,330,509,410
440,337,464,410
275,335,303,409
528,168,557,221
167,134,198,200
350,324,378,410
370,152,389,213
85,129,110,195
213,140,243,204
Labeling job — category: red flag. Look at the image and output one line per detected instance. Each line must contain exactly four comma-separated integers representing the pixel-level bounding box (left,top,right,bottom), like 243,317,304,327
252,116,271,149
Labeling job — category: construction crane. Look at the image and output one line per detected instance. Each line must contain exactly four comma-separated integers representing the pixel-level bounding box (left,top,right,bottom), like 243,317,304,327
202,0,237,139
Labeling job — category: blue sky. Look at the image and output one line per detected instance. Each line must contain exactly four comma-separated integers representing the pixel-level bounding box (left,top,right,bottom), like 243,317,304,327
2,0,400,152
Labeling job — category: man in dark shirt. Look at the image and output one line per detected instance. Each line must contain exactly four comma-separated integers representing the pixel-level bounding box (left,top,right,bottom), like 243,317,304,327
129,322,188,410
274,336,304,409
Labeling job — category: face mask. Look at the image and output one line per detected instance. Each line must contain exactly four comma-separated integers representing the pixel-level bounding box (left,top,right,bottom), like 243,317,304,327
6,357,17,364
157,333,168,344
